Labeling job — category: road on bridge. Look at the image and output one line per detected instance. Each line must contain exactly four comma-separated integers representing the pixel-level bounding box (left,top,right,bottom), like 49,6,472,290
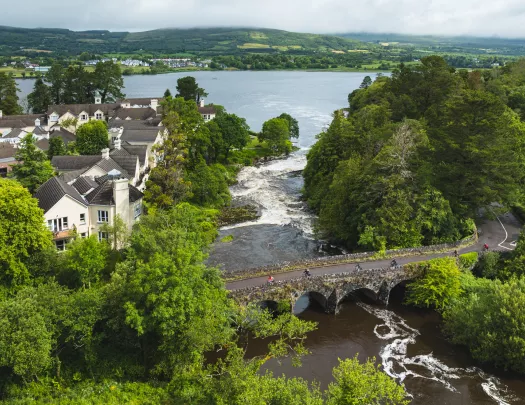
226,213,522,291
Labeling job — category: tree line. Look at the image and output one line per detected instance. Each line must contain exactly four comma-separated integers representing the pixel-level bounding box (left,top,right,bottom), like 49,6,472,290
304,56,525,251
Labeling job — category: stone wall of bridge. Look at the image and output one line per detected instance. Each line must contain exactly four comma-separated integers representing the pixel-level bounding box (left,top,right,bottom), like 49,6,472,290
229,266,423,314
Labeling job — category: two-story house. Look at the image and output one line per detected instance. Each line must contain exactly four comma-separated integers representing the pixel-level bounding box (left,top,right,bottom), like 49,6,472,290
34,170,143,250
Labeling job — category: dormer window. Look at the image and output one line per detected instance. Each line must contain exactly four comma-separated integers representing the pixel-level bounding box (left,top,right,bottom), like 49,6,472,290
50,114,59,122
95,113,103,120
80,114,87,120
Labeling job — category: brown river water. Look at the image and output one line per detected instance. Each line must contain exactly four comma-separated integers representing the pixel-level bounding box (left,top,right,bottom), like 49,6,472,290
245,287,525,404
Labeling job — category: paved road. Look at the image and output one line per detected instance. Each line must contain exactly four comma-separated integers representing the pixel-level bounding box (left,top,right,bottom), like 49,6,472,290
226,213,522,291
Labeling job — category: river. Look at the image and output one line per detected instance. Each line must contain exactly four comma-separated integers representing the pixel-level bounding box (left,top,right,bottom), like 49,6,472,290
17,71,525,403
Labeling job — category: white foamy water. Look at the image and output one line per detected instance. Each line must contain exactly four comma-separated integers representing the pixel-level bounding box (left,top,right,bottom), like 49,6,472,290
358,303,517,404
222,152,316,236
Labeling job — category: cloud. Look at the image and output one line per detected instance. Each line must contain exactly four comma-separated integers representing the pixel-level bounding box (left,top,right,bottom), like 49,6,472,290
4,0,525,37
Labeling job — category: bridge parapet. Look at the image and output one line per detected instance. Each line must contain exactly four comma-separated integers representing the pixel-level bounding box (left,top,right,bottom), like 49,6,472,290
229,266,423,314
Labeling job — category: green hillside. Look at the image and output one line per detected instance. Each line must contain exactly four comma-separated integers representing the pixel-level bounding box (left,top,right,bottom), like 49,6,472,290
0,26,362,56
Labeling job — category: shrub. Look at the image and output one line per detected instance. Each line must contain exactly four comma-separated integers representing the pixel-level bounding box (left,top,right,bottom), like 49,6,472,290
458,252,478,271
475,251,501,279
405,257,462,310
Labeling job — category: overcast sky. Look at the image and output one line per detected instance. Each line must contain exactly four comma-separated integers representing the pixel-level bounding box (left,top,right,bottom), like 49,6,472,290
5,0,525,38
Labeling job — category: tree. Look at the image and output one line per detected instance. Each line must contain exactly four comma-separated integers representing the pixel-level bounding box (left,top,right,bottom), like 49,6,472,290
76,120,109,155
186,161,231,208
259,117,292,155
99,214,130,250
0,72,21,115
405,257,463,310
164,88,172,98
11,134,55,193
279,112,300,138
359,75,373,89
93,60,125,103
45,62,65,105
326,356,409,405
62,235,109,288
47,137,66,160
0,178,52,287
214,112,250,159
0,296,53,380
443,274,525,373
176,76,208,103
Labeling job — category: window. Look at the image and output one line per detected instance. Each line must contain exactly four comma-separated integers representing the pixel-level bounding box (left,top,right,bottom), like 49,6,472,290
97,210,109,223
47,217,68,232
134,203,142,219
80,114,87,120
80,232,87,238
55,240,66,251
95,113,103,120
112,136,118,143
50,114,58,122
98,231,108,242
80,213,86,224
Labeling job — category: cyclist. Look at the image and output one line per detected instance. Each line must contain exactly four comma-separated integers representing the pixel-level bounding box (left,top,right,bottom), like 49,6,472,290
483,243,489,252
391,259,398,268
267,275,275,284
303,269,311,278
355,263,362,271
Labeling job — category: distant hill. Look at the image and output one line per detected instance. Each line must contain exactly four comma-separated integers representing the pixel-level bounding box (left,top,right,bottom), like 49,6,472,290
340,32,525,55
0,26,362,56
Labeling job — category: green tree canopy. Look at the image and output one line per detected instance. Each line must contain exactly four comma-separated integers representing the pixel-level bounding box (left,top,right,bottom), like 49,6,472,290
175,76,208,103
405,257,463,310
279,112,300,138
214,112,250,159
62,235,109,288
0,178,52,287
75,120,109,155
47,136,66,160
0,72,21,115
11,134,55,193
326,356,409,405
93,60,125,103
27,78,51,114
259,117,292,155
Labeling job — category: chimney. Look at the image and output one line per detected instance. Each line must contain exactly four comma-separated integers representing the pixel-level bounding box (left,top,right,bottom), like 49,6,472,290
101,148,110,159
150,99,158,112
35,118,40,127
113,178,130,236
199,99,205,108
114,138,121,150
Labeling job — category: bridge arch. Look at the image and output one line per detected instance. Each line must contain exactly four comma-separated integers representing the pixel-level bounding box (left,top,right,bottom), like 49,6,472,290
292,291,328,314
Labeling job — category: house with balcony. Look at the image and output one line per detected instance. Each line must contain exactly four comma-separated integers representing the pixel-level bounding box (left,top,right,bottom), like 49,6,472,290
34,170,143,250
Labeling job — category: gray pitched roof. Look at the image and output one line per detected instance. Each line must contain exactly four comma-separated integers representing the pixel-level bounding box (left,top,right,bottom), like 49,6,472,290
34,176,86,213
85,178,143,205
111,155,138,176
52,155,101,171
49,128,76,145
198,106,216,115
47,104,118,117
95,157,130,178
108,119,163,129
2,128,24,139
36,138,49,151
71,176,98,195
33,126,48,136
0,114,46,128
58,168,87,183
112,107,158,120
0,143,16,159
118,97,163,106
120,128,160,143
122,145,147,166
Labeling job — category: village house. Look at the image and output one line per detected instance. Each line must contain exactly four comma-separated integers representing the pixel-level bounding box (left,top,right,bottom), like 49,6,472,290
34,170,143,251
197,99,216,122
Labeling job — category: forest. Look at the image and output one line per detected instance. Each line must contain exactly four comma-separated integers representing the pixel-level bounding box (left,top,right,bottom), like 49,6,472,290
304,56,525,251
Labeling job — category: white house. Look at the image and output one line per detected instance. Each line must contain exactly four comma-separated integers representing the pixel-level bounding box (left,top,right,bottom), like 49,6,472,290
197,100,216,122
34,171,143,250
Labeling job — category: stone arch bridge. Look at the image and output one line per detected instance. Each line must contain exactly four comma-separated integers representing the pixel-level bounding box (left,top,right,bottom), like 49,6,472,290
229,266,422,314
